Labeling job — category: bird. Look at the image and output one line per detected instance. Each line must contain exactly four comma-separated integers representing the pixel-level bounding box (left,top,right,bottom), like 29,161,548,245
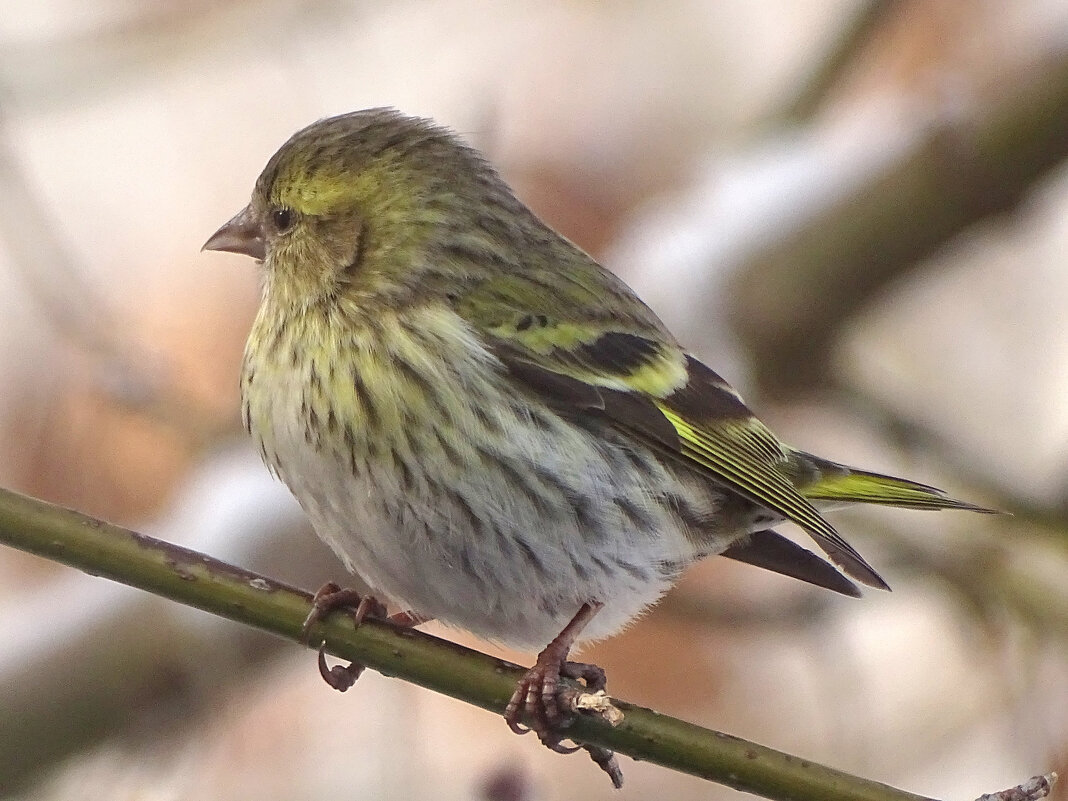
203,107,993,785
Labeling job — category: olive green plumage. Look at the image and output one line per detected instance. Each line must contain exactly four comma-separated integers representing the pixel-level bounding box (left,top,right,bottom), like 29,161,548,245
205,107,992,649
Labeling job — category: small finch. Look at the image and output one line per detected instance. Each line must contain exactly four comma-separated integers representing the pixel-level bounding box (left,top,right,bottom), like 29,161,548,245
204,108,992,785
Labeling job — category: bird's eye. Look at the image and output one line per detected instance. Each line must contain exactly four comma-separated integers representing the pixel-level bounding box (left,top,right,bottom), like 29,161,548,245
271,207,295,233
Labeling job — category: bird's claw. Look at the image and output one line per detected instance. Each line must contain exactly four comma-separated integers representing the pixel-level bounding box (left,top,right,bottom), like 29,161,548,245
301,582,386,643
505,658,606,734
301,582,386,693
504,656,620,786
316,642,365,691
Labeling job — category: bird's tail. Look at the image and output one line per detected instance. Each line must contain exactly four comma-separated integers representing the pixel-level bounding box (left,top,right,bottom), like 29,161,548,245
792,451,997,513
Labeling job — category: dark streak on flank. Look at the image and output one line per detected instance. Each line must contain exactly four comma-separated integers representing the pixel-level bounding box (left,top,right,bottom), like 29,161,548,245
589,553,613,577
351,366,379,431
615,496,656,532
305,406,320,446
476,445,552,510
493,522,517,559
471,402,503,437
451,491,485,540
344,423,361,474
656,558,687,580
669,493,714,530
611,556,649,582
393,447,416,494
515,536,550,578
571,552,592,581
392,352,441,414
432,427,464,468
458,546,487,592
529,465,581,520
565,490,602,541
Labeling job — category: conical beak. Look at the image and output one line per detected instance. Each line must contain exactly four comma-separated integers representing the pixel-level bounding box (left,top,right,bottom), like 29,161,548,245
202,205,265,261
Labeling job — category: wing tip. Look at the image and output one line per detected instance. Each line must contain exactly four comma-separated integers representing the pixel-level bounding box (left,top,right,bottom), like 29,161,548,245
721,529,869,598
829,548,891,592
951,499,1003,515
857,570,892,592
839,578,865,599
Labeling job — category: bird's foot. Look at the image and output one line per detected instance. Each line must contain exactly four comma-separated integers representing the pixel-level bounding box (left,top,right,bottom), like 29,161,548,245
505,657,606,738
301,582,387,640
503,602,622,788
301,582,428,692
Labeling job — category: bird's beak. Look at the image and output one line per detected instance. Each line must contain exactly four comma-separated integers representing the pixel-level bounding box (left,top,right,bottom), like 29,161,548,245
202,205,266,261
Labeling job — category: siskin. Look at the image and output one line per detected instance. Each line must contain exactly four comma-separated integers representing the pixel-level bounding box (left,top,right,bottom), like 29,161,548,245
204,108,992,785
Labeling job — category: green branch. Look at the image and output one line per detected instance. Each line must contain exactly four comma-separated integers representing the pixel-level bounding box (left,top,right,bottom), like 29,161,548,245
0,485,1045,800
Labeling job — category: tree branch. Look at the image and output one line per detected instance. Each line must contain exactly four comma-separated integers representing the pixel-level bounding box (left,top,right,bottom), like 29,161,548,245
0,485,1049,800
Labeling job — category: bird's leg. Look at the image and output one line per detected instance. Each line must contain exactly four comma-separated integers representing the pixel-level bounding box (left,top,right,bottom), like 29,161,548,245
504,601,622,788
505,601,605,735
300,581,430,692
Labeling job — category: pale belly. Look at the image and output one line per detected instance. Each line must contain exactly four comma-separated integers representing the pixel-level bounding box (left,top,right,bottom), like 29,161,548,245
243,311,724,650
273,401,713,649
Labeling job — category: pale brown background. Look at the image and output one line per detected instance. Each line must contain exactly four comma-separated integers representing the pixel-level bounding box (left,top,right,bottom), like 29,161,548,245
1,1,1066,800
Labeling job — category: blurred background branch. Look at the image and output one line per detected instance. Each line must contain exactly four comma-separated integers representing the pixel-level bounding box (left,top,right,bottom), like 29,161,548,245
779,0,902,124
729,43,1068,397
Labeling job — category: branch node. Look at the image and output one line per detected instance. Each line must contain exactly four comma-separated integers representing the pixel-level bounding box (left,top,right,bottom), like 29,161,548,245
974,772,1058,801
568,689,624,727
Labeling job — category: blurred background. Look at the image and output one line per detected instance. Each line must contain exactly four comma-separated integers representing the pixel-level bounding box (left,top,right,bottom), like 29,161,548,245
1,0,1067,799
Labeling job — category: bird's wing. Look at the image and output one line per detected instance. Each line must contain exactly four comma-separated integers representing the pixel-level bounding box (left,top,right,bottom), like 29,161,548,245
475,311,887,590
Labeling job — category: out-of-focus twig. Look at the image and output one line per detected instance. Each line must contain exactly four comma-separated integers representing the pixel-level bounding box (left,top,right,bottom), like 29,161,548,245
728,43,1068,397
779,0,901,123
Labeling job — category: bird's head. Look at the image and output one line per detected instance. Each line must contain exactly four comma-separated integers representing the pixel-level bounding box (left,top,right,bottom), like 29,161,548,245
203,108,511,304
